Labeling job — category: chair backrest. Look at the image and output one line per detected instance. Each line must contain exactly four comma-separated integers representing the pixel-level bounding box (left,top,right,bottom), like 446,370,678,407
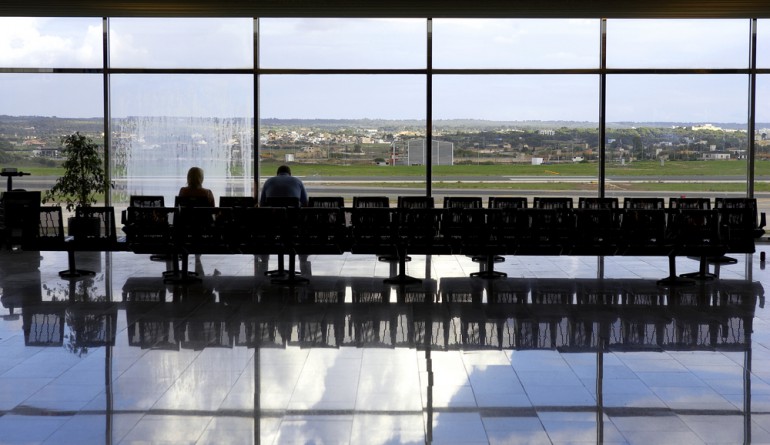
237,207,288,250
397,196,434,209
124,207,176,244
308,197,345,208
175,195,213,208
578,197,619,209
352,196,390,208
74,206,117,242
623,197,665,210
296,207,347,243
488,197,527,209
261,196,301,208
174,206,232,246
35,207,65,248
443,196,483,209
533,197,573,209
3,191,41,245
130,195,165,207
669,197,711,210
219,196,256,208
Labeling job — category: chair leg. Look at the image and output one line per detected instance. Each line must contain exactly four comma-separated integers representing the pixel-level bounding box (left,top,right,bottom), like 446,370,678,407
271,252,309,284
58,250,96,279
680,256,717,281
657,255,696,286
384,245,421,285
470,254,507,279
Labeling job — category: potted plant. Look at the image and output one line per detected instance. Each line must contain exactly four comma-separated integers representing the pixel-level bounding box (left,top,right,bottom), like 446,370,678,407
43,132,113,237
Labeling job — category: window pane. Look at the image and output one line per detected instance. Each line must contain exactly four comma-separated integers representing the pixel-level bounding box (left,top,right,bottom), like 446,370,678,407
0,17,102,68
110,74,254,206
109,18,253,68
259,18,425,69
755,75,770,219
606,19,748,68
758,19,770,68
433,19,599,69
606,75,749,201
259,75,426,204
432,75,599,204
0,73,104,201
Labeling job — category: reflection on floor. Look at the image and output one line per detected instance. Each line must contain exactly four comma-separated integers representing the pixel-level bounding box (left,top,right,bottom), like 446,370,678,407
0,249,769,444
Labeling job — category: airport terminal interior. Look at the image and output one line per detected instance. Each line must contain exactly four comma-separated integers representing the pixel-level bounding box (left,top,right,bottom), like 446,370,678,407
2,0,770,444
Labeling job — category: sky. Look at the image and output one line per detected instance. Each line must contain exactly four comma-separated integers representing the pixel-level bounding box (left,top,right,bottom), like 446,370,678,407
1,17,770,123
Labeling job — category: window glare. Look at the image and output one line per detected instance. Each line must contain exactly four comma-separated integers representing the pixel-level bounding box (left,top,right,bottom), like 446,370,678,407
259,18,425,69
109,18,253,68
606,19,748,68
433,19,599,69
0,17,102,68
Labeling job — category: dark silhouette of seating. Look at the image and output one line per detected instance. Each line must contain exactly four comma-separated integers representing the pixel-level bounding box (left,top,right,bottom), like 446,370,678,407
308,197,345,208
533,197,573,209
578,197,618,209
488,197,527,209
219,196,256,208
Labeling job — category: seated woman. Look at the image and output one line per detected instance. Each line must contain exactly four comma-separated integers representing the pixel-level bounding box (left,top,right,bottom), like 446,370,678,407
178,167,215,207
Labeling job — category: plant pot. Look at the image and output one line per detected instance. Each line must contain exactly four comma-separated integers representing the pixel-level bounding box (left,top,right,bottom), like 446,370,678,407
68,216,101,239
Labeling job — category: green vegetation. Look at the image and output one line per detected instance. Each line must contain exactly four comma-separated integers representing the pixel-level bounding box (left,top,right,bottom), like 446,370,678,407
262,160,767,178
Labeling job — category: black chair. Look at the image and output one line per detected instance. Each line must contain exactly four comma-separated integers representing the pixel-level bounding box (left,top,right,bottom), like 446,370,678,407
349,207,396,260
124,207,179,280
444,208,505,278
526,208,575,255
126,195,168,260
3,190,40,249
219,196,256,208
669,197,710,210
443,197,482,209
352,196,393,261
386,207,446,284
578,197,619,209
397,196,434,209
257,196,302,276
235,206,289,259
660,208,721,285
130,195,165,208
533,197,573,209
709,198,765,266
175,195,214,208
623,197,665,210
278,207,348,284
488,197,527,209
62,206,120,278
668,198,717,280
572,208,621,256
618,208,668,257
261,196,301,208
352,196,390,208
308,197,345,208
169,206,234,283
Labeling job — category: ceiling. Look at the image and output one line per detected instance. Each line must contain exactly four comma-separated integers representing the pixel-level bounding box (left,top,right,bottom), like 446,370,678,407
3,0,770,18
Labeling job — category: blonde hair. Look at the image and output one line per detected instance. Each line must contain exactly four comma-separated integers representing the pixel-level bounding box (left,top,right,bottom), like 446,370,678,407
186,167,204,188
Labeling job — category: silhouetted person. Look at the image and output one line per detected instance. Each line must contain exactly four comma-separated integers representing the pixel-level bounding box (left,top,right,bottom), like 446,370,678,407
260,165,308,207
258,165,311,275
178,167,215,207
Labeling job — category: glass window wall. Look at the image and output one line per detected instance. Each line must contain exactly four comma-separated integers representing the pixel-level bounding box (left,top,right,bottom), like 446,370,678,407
109,18,253,69
259,75,426,204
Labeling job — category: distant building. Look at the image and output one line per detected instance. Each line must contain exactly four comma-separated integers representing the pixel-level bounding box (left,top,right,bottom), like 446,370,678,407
702,152,730,160
405,139,453,166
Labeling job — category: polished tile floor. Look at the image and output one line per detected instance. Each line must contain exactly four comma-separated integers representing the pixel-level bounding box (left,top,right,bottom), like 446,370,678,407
1,248,769,444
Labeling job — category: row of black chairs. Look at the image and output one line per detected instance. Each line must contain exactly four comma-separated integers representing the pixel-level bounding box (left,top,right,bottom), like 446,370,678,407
120,196,764,286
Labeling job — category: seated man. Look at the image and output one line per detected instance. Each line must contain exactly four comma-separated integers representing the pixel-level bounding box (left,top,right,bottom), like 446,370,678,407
259,165,311,275
260,165,308,207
